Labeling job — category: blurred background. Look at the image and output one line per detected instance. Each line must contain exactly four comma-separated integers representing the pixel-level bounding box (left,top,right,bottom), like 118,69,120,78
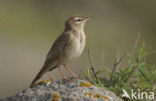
0,0,156,98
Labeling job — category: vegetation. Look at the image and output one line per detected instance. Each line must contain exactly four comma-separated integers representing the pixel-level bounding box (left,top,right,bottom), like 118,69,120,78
84,43,156,101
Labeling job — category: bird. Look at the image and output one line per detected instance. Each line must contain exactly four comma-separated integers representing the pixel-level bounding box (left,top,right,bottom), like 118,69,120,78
30,16,90,87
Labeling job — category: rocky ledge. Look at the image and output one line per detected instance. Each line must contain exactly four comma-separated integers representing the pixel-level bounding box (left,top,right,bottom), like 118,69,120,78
0,79,123,101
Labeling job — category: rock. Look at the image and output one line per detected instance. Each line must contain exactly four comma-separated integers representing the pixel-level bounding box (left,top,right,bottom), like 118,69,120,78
0,79,123,101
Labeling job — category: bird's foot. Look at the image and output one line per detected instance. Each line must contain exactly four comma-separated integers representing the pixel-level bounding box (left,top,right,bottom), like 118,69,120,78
66,76,83,82
62,77,70,81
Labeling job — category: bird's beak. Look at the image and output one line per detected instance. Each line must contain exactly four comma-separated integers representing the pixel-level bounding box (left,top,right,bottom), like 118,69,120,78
84,16,91,22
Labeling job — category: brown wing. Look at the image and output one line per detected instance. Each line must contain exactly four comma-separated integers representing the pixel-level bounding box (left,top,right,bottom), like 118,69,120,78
44,32,71,68
30,32,71,87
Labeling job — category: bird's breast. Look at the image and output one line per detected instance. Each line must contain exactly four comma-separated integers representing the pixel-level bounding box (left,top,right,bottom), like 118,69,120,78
70,32,86,58
60,32,86,64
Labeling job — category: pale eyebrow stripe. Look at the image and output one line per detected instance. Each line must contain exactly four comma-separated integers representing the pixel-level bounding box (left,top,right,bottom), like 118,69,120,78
74,17,82,20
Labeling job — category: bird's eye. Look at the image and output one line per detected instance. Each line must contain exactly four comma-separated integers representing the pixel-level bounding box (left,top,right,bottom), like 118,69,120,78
76,19,82,22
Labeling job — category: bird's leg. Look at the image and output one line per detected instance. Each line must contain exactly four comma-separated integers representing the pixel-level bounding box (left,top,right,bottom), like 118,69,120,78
64,65,77,78
58,67,67,80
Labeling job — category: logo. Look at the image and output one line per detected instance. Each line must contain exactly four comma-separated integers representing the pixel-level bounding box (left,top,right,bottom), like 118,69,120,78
122,89,155,100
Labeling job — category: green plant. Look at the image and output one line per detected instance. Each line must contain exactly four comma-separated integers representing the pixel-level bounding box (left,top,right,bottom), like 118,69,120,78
84,43,156,101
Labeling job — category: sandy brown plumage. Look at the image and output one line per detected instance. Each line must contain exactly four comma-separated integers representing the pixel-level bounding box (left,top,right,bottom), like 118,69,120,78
30,16,90,87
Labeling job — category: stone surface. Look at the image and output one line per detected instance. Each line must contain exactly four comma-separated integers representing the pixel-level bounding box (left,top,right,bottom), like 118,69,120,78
0,79,123,101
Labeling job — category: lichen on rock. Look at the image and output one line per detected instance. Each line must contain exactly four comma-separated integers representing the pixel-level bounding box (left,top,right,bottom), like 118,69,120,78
79,82,92,87
35,78,53,86
52,92,60,101
0,79,123,101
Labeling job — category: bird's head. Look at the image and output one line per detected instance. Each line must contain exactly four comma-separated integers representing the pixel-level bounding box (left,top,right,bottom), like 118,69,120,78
65,16,90,31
